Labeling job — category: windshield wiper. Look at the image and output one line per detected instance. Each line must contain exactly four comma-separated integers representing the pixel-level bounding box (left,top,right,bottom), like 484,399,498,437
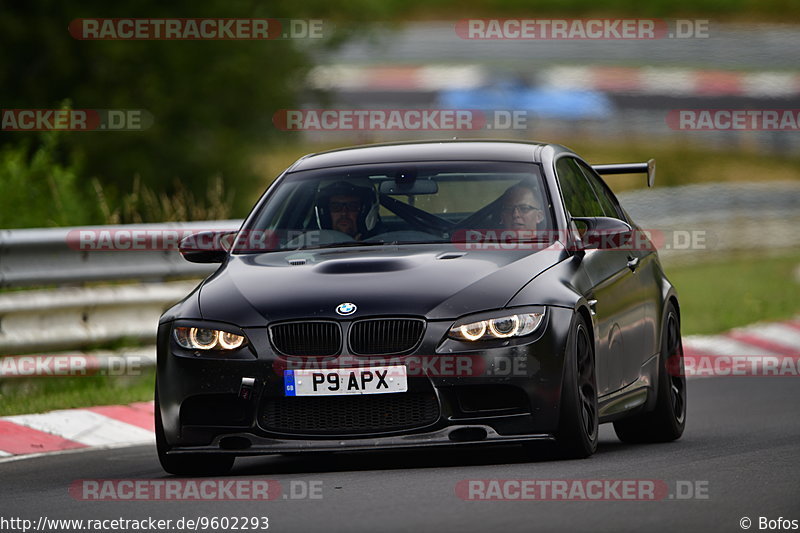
293,240,450,251
450,237,554,244
285,240,389,252
326,240,387,247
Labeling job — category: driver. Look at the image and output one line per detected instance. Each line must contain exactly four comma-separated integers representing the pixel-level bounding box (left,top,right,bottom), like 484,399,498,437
499,184,545,231
315,181,380,240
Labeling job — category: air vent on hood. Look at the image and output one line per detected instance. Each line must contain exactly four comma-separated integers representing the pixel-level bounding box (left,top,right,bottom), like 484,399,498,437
315,258,411,274
436,252,466,260
285,252,315,266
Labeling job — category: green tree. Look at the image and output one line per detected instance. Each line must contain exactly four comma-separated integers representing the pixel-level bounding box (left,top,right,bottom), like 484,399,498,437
0,0,386,219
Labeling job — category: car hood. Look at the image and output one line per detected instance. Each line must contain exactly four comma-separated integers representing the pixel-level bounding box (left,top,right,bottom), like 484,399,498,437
197,244,566,326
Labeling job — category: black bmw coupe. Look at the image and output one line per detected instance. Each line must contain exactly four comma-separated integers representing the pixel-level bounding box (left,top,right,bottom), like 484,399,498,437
156,140,686,475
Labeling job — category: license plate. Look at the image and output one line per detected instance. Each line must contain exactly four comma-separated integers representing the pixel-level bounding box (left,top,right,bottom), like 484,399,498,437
284,366,408,396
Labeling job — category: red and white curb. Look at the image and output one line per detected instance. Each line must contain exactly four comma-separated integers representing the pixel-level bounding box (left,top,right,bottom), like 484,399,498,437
682,318,800,378
307,64,800,98
0,401,154,460
308,64,487,92
541,66,800,98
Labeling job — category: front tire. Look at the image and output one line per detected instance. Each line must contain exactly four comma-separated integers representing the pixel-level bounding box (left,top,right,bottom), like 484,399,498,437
155,387,235,476
613,302,687,443
554,313,599,458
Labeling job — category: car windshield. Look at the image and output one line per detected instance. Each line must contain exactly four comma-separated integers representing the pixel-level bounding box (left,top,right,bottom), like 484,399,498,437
235,161,553,253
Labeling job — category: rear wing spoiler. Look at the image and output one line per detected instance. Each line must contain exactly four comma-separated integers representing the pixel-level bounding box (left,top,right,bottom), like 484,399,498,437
592,159,656,188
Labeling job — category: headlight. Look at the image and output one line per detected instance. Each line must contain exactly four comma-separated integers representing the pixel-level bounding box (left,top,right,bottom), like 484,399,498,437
173,326,246,351
449,312,544,341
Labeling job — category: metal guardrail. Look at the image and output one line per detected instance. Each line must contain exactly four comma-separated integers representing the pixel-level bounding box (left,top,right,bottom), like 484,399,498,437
617,181,800,263
0,281,198,354
0,220,241,288
0,221,238,355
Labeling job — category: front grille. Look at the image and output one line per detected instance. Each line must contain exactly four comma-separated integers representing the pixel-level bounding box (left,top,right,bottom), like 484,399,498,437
270,321,341,356
349,318,425,355
261,392,440,435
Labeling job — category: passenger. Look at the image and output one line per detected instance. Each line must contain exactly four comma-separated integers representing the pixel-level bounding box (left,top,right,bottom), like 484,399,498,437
499,184,545,231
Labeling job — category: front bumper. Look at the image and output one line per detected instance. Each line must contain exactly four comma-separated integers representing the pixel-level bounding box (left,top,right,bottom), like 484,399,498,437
156,306,574,455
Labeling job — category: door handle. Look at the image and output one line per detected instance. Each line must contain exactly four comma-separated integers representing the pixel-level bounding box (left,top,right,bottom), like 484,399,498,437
626,256,640,271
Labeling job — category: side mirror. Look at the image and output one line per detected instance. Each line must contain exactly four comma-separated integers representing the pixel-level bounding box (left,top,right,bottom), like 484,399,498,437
571,217,633,250
178,231,235,263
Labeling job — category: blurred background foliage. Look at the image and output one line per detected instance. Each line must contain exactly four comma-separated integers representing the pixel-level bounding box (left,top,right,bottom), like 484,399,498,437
0,0,389,226
1,0,798,227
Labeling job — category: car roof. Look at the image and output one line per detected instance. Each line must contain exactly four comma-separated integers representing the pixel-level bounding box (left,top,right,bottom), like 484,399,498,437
289,139,567,172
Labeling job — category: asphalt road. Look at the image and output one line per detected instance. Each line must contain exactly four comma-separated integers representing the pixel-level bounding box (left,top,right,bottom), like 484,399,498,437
2,377,798,533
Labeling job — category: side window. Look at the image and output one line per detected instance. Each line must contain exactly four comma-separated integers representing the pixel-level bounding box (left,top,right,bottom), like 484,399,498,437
555,157,604,218
575,161,626,220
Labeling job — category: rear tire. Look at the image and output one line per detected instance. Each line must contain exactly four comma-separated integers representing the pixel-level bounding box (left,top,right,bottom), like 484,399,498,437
155,387,235,476
552,313,599,459
613,302,687,443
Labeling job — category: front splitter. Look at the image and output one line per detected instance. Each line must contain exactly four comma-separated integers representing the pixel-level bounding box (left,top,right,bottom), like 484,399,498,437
167,425,555,456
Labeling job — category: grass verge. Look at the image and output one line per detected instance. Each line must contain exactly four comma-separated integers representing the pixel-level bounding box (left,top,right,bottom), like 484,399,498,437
0,367,155,417
666,251,800,336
